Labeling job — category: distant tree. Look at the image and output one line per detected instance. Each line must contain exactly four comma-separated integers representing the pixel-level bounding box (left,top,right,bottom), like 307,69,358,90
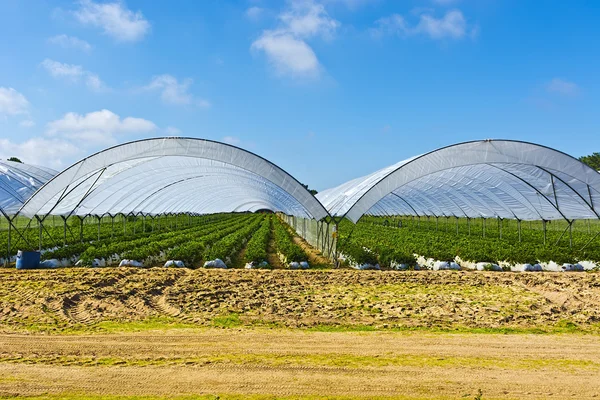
7,157,22,163
579,153,600,171
301,183,318,195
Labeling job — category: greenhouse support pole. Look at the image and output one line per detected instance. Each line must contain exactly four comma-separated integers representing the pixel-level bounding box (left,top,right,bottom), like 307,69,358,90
518,219,522,242
111,215,115,239
588,219,591,234
97,216,101,242
36,216,42,252
498,217,502,240
554,222,571,247
543,220,547,245
569,220,573,248
455,217,459,236
79,216,84,243
483,218,486,238
123,215,126,236
436,217,439,231
333,222,339,268
133,215,136,235
467,217,471,236
143,215,146,233
62,216,67,246
6,215,11,267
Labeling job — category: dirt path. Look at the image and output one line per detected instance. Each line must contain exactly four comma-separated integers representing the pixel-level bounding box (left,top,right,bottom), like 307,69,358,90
266,236,284,268
1,330,600,399
292,234,331,266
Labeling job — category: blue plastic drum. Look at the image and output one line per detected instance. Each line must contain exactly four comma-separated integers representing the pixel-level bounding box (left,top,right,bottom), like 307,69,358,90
15,250,41,270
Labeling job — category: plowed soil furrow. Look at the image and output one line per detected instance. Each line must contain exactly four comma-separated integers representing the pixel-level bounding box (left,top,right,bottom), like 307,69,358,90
1,269,600,332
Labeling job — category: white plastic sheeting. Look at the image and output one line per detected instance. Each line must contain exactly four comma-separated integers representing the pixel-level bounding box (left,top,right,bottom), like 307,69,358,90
317,140,600,223
0,160,57,214
18,138,329,220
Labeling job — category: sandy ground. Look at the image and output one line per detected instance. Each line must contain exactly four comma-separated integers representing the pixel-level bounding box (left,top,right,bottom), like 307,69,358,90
0,329,600,399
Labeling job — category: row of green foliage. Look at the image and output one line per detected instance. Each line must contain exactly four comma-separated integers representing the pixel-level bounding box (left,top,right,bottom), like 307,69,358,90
117,214,257,265
204,216,265,262
243,216,272,264
361,215,600,250
1,213,215,254
339,217,600,265
272,217,307,263
43,214,234,262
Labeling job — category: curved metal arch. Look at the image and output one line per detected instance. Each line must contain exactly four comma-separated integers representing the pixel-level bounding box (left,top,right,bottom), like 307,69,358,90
81,165,305,217
18,137,330,220
318,139,600,223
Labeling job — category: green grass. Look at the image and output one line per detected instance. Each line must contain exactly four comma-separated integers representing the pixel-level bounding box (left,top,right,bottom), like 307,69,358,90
211,313,242,328
94,317,200,333
2,350,598,371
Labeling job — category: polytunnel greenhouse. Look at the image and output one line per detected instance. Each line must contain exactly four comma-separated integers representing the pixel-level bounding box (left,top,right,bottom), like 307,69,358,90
2,137,600,268
317,140,600,223
0,160,56,215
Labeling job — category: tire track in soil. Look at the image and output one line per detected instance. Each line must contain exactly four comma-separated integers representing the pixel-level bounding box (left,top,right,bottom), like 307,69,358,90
64,293,95,325
59,271,134,325
146,273,187,319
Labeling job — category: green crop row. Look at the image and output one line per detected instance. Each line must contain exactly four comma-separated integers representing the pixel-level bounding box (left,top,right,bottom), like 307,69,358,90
118,214,258,265
243,216,271,264
204,216,265,263
42,214,234,262
338,217,600,266
272,217,306,263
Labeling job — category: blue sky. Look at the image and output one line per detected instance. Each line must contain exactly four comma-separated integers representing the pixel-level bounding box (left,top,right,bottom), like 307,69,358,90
0,0,598,190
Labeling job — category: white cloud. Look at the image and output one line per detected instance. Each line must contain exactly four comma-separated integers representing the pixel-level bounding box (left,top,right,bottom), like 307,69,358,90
19,120,36,128
73,0,150,42
144,74,210,107
85,73,107,91
40,59,84,80
0,109,158,169
40,59,108,92
0,87,29,116
246,6,264,21
546,78,580,97
416,10,466,39
252,31,320,77
46,109,157,146
165,126,181,135
372,9,471,40
48,34,92,52
0,137,83,170
222,136,241,145
251,0,339,78
279,0,340,39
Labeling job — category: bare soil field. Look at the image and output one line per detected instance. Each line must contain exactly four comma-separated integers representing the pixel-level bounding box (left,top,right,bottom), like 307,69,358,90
1,269,600,399
0,268,599,333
